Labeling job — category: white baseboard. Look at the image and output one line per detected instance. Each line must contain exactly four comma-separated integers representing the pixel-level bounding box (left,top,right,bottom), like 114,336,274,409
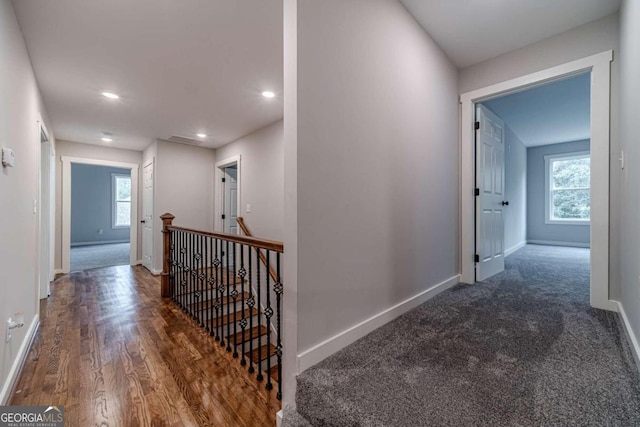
70,239,130,247
504,241,527,257
151,268,162,275
0,314,39,404
134,260,143,266
54,269,64,275
613,300,640,372
527,240,590,248
276,410,283,427
297,275,460,373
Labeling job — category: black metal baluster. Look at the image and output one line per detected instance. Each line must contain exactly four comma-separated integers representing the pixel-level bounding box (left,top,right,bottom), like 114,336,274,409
214,238,222,342
239,245,247,366
170,230,175,302
196,234,203,327
275,252,283,400
205,235,210,334
180,231,186,310
232,242,239,358
247,248,255,374
226,240,232,352
218,240,229,347
188,233,193,319
265,250,273,390
256,248,263,381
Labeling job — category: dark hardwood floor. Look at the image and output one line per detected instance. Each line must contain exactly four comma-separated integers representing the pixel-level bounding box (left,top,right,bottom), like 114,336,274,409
11,265,280,426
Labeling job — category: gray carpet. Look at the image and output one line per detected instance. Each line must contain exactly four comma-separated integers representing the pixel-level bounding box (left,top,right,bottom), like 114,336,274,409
293,245,640,426
70,242,130,272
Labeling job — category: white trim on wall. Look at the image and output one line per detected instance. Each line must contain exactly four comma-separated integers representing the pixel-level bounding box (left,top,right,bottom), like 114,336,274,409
61,156,139,274
297,275,460,373
460,50,615,312
214,155,242,233
0,315,39,404
504,241,527,257
527,240,590,248
614,301,640,372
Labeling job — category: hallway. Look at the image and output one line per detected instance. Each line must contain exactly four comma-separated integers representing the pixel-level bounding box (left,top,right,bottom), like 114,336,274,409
11,266,280,426
294,245,640,426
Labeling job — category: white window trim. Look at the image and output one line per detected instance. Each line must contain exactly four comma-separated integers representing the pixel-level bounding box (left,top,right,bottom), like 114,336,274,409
544,151,590,225
112,173,132,229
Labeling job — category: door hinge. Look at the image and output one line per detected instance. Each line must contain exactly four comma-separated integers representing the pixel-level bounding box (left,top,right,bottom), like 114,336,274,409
222,177,226,183
474,254,480,263
475,188,480,196
221,214,226,220
475,121,480,130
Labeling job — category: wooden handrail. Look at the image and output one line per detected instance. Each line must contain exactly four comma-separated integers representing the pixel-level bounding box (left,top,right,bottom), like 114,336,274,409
166,224,284,253
237,217,278,283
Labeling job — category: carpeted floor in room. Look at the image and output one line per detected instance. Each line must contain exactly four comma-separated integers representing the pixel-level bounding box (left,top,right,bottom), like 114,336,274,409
290,244,640,426
70,242,130,272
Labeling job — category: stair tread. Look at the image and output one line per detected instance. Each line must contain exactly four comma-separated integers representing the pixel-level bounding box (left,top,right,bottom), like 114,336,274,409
183,292,251,310
269,364,279,382
246,344,276,363
231,325,268,344
219,308,258,327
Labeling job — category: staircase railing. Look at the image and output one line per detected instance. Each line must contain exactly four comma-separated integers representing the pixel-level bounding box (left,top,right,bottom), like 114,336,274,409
236,217,277,283
160,213,284,400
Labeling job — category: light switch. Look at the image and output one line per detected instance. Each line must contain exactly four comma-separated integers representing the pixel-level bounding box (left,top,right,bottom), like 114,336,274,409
1,147,15,167
246,203,251,213
33,199,37,214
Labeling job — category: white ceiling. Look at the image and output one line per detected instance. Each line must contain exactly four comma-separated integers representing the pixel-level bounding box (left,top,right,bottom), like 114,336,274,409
482,73,590,147
12,0,283,151
400,0,620,68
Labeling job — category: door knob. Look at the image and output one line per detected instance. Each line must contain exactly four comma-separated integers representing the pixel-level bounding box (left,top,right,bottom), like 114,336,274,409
502,201,509,206
140,220,146,223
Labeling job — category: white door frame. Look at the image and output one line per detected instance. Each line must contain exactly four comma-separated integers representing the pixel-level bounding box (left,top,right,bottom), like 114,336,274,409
460,50,614,312
61,156,139,273
37,114,54,299
215,155,241,233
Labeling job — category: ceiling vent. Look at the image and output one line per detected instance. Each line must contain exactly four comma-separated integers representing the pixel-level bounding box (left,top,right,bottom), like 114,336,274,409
167,135,203,146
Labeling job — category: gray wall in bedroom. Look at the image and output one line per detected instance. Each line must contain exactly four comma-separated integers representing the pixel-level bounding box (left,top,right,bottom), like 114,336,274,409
527,140,590,245
504,125,527,253
71,164,131,245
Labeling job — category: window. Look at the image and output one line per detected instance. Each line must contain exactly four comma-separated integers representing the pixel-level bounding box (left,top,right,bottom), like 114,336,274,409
545,152,590,224
112,174,131,228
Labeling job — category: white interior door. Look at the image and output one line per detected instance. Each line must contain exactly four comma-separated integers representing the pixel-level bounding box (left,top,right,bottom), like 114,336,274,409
223,165,238,235
475,104,506,281
142,161,154,271
39,133,52,298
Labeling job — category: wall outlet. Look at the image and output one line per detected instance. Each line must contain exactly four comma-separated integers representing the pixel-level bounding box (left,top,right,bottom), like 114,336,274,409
98,229,104,235
246,203,251,213
1,147,15,167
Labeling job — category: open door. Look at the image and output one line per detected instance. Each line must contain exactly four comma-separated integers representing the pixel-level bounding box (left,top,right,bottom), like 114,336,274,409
142,160,154,271
475,104,506,281
222,165,238,235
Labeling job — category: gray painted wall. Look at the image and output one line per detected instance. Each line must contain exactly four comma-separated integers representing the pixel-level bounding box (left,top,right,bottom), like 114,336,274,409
151,140,216,272
215,120,284,241
503,125,527,253
296,0,459,353
459,13,621,299
527,140,590,245
71,164,131,245
619,0,640,357
0,0,56,397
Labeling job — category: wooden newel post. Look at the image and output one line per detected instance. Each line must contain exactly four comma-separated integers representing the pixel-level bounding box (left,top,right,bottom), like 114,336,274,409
160,213,175,298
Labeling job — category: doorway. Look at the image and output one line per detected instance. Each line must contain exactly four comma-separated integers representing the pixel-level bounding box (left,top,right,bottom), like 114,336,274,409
460,50,613,311
38,115,54,299
215,155,241,234
61,157,139,273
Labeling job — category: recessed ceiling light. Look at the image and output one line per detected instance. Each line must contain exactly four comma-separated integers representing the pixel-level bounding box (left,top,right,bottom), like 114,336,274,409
262,91,275,98
197,133,207,138
101,137,113,142
102,91,120,99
